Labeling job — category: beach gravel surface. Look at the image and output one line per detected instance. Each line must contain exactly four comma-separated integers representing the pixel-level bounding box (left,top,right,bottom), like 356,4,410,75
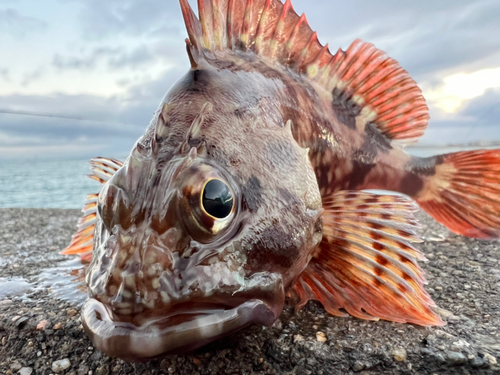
0,208,499,374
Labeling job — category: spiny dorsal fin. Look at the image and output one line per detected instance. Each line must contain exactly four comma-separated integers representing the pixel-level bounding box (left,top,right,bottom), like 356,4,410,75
288,191,443,326
61,157,124,262
179,0,429,143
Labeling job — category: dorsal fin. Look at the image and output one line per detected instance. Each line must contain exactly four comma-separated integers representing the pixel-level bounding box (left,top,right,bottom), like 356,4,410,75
179,0,429,143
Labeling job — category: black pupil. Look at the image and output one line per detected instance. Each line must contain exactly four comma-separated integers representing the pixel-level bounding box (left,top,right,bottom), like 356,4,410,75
202,180,233,219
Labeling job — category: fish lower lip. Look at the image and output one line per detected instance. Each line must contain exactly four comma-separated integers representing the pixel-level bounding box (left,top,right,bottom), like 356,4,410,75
81,298,277,359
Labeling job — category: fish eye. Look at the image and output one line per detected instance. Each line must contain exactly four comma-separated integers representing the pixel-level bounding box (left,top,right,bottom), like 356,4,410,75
201,179,234,219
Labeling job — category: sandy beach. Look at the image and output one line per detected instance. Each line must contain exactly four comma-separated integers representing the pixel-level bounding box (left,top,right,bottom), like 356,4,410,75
0,207,499,375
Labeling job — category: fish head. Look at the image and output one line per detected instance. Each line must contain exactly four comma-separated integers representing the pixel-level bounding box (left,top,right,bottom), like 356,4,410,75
81,69,323,359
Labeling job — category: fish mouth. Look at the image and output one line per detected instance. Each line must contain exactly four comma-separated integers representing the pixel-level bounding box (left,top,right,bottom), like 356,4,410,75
81,297,277,359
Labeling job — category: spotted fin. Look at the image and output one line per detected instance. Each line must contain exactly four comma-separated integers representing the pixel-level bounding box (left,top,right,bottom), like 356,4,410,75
61,157,124,261
180,0,429,143
416,150,500,239
288,191,443,326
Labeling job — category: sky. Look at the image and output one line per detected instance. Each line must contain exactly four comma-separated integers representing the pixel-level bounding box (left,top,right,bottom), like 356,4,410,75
1,0,500,160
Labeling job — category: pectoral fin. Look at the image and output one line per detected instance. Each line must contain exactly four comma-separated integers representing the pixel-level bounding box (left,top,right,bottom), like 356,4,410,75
61,157,123,262
288,191,443,326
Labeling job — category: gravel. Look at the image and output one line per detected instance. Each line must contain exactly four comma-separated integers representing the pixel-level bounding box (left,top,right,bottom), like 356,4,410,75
0,207,499,374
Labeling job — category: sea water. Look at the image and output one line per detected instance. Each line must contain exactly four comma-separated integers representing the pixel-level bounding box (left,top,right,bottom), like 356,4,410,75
0,158,107,209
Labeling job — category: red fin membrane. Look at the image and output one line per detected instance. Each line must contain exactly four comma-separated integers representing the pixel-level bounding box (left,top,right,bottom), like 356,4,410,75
61,157,124,261
417,150,500,239
322,40,429,143
180,0,429,143
288,191,443,326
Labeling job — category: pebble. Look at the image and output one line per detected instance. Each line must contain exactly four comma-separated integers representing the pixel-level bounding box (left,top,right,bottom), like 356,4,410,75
2,336,6,345
293,334,304,343
160,359,170,370
15,317,29,329
53,322,63,330
10,362,22,372
67,309,78,317
471,356,486,368
77,364,89,375
96,366,109,375
444,351,466,366
484,353,497,366
52,359,71,373
192,357,201,366
19,368,33,375
316,331,327,342
392,347,407,362
352,361,365,372
36,320,47,330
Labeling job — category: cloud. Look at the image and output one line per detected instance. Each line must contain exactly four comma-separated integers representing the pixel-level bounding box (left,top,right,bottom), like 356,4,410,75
422,67,500,113
0,68,9,82
53,47,119,71
417,88,500,146
0,9,47,38
52,43,177,72
460,87,500,126
0,65,187,159
61,0,184,40
21,67,46,87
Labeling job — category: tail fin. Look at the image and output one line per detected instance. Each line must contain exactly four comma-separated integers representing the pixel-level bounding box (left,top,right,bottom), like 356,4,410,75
415,149,500,239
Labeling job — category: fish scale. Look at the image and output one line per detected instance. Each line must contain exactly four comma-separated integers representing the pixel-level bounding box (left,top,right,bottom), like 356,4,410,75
61,0,500,360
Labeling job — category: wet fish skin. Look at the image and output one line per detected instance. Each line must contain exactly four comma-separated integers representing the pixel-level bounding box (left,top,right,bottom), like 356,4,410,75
61,0,500,360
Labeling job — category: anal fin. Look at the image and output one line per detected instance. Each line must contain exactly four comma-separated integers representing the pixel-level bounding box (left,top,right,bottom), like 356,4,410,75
288,191,444,326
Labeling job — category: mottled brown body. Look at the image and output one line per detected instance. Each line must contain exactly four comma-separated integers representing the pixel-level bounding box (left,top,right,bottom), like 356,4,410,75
63,0,500,360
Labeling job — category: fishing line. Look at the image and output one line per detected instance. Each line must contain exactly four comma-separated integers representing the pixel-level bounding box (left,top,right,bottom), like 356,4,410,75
0,109,90,122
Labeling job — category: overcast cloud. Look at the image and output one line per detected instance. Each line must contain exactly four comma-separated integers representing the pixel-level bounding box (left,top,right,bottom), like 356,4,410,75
0,0,499,160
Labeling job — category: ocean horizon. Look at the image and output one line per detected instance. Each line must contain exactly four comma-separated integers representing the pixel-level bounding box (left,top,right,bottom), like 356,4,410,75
0,156,124,209
0,146,492,209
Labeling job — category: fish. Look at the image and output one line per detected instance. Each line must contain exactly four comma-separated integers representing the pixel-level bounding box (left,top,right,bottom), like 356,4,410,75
62,0,500,360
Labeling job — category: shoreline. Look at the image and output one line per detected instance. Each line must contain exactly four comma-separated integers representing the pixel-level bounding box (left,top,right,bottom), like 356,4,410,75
0,208,499,374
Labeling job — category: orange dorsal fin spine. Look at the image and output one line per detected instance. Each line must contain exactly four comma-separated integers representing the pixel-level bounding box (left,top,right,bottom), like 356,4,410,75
61,157,124,261
288,191,444,327
179,0,429,143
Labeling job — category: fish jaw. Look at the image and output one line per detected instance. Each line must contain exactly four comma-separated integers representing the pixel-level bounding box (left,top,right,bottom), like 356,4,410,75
82,297,278,359
83,218,286,359
82,259,284,359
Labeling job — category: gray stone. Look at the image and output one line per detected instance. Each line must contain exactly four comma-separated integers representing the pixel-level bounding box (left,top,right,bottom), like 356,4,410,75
353,361,365,372
52,359,71,373
18,368,33,375
445,351,467,366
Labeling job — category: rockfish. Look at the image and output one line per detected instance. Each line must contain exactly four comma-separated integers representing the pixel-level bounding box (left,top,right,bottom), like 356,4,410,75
63,0,500,360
